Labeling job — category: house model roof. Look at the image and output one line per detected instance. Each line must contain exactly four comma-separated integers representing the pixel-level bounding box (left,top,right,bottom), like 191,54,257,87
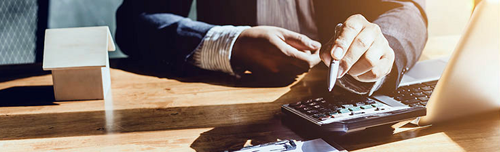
43,26,115,70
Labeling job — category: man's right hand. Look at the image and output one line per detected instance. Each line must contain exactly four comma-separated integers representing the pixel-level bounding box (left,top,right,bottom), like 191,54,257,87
232,26,321,76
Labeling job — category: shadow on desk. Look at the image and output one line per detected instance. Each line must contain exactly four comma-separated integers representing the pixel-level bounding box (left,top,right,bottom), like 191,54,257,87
111,58,301,88
0,85,57,106
0,63,50,83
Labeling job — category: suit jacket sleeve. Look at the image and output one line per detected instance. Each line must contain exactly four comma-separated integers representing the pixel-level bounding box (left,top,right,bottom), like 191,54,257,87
373,0,428,93
313,0,428,93
115,0,215,76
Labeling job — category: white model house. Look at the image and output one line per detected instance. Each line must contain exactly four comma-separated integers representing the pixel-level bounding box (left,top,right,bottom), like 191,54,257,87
42,26,115,101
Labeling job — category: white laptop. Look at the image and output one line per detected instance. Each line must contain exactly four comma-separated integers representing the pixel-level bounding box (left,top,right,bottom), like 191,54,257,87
406,0,500,125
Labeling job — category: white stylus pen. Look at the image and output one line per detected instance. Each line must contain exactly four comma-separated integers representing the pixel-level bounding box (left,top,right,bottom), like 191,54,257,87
328,23,344,92
328,60,340,92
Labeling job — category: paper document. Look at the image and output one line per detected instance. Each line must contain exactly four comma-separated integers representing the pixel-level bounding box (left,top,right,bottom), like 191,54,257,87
233,138,346,152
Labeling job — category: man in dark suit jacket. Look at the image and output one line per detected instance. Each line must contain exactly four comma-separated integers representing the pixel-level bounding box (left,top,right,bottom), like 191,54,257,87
115,0,427,95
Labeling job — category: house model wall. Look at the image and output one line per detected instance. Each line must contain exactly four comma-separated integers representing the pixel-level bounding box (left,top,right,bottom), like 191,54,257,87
42,26,115,101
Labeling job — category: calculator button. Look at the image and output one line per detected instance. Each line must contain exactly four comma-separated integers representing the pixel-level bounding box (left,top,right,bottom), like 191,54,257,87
313,113,326,118
295,104,306,109
314,97,324,102
302,107,313,111
419,101,428,106
423,91,433,96
328,111,338,116
320,116,332,120
410,88,421,92
308,102,318,106
402,99,420,105
343,104,355,109
304,99,314,104
396,96,416,101
306,110,319,114
413,92,425,97
360,105,374,109
350,111,365,115
349,107,362,112
338,109,350,114
409,103,421,107
421,86,433,91
417,96,429,101
355,101,366,106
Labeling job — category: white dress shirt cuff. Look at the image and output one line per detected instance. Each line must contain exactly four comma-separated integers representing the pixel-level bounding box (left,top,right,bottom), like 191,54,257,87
192,25,250,76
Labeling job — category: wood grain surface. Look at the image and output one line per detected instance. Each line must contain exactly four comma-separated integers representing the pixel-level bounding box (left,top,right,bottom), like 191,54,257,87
1,61,499,152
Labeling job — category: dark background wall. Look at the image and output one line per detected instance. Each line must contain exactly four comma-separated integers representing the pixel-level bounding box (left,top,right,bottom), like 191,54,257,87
0,0,126,66
0,0,200,66
48,0,126,59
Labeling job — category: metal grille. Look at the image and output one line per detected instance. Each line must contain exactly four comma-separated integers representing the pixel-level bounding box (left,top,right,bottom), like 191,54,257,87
0,0,38,65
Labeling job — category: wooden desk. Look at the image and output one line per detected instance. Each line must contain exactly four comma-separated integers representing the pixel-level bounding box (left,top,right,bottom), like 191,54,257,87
1,61,499,152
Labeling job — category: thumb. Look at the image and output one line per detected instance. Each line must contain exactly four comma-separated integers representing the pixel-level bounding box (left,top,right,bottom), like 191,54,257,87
281,30,321,51
319,39,334,67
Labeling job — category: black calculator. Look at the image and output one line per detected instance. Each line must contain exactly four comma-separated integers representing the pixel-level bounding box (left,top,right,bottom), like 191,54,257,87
281,80,437,133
